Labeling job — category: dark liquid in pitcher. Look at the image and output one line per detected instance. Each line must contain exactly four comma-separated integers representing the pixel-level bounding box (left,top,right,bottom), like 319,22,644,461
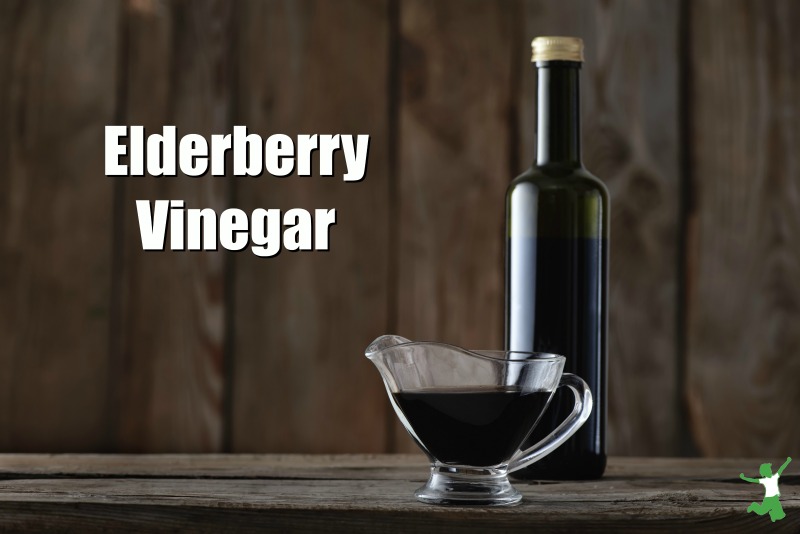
393,387,551,467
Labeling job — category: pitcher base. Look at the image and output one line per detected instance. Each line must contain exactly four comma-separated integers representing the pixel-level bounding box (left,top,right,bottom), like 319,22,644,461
415,465,522,506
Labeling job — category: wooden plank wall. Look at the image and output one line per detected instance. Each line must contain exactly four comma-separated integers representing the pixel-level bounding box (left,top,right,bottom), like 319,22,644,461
231,0,391,453
0,0,797,458
0,0,118,451
113,0,232,452
686,0,800,456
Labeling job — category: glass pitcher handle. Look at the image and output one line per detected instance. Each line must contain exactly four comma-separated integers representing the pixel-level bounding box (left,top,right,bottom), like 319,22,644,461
508,373,593,473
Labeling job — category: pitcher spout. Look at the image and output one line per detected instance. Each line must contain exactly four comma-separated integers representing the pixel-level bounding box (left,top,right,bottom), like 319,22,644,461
365,334,412,359
364,334,415,393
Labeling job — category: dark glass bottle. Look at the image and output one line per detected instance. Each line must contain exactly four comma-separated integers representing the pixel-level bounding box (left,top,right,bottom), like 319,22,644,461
505,37,608,480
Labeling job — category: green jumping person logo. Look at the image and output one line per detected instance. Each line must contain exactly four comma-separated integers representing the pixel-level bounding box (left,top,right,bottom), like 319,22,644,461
740,457,791,522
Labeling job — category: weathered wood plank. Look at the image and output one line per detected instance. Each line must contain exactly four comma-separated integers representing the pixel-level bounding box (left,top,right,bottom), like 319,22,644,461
521,0,681,456
112,0,232,452
394,0,516,451
0,500,794,534
0,0,119,451
0,456,797,532
231,0,391,453
3,476,795,509
0,453,428,480
0,454,786,480
686,0,800,456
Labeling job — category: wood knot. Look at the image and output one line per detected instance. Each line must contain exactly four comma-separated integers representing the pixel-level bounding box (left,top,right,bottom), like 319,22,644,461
585,122,631,179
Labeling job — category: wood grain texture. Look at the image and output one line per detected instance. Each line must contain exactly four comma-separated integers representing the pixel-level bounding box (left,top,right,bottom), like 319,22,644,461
0,453,429,479
231,0,391,453
0,453,783,480
686,0,800,456
521,0,681,455
0,455,798,532
0,0,119,451
394,0,515,451
112,0,232,451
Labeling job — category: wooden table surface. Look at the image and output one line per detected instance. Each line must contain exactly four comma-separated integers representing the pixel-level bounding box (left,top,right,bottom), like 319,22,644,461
0,454,797,532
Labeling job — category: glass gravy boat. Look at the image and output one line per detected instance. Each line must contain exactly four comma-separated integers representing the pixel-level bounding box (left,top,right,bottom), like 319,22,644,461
366,335,592,506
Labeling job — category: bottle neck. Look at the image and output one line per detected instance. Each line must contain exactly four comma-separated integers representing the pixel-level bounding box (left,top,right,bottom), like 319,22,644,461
535,62,582,167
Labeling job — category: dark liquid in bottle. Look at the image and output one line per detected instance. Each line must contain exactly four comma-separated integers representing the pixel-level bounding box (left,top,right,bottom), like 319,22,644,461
508,236,607,479
393,387,552,467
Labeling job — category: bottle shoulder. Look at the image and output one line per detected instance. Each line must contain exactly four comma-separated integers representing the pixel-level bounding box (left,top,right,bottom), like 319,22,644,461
509,165,609,198
506,165,609,239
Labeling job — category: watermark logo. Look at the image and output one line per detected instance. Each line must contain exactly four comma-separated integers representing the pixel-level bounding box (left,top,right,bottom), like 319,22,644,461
740,457,792,523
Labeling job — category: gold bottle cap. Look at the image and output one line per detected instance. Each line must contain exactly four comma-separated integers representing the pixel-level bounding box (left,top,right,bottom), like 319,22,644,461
531,36,584,63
